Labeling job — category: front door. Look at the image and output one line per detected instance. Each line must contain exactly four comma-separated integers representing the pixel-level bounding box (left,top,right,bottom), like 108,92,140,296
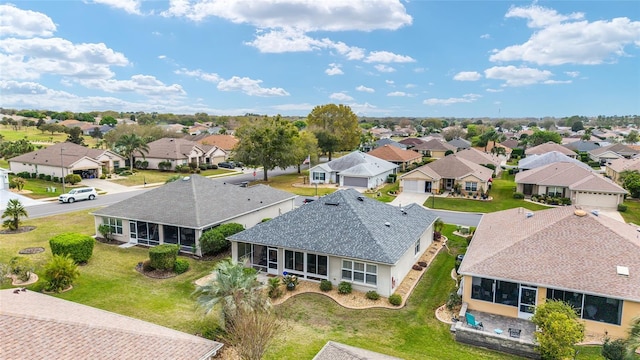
128,221,138,244
445,179,454,190
518,285,538,319
425,181,432,193
267,247,278,275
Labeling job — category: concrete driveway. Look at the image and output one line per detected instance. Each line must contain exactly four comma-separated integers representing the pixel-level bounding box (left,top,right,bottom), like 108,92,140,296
390,192,430,207
0,190,45,210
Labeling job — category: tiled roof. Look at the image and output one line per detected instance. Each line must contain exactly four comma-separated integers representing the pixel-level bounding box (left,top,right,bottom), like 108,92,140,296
606,157,640,173
138,138,215,159
515,162,626,193
375,138,406,149
0,289,223,360
197,134,239,151
10,142,122,167
525,141,577,156
518,151,591,170
367,145,422,162
459,206,640,302
92,174,295,228
563,140,601,152
448,137,472,149
500,139,520,149
406,154,492,181
313,341,402,360
229,189,438,265
455,148,501,167
412,139,457,152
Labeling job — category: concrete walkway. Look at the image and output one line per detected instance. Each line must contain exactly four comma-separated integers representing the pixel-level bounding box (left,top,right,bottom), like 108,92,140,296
390,191,431,208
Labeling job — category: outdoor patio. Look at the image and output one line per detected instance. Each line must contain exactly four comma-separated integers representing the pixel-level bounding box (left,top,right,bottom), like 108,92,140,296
463,310,537,343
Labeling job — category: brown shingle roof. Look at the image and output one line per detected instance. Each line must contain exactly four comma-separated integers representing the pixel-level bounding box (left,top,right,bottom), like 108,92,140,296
412,139,457,152
525,141,577,156
459,206,640,301
410,154,492,181
455,148,501,167
398,137,426,147
0,289,223,359
10,142,121,167
367,145,422,162
515,162,626,193
606,157,640,173
197,134,239,151
590,143,638,157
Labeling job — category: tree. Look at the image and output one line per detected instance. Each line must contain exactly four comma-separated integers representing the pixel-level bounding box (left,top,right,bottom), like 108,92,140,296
571,121,584,132
100,115,118,127
89,127,103,139
2,199,28,231
194,258,267,328
233,116,299,181
66,126,86,145
43,254,80,293
307,104,360,160
527,130,562,146
625,130,639,144
294,131,318,173
621,170,640,198
442,127,466,141
627,316,640,359
314,130,340,161
115,133,149,171
531,300,585,360
222,306,281,360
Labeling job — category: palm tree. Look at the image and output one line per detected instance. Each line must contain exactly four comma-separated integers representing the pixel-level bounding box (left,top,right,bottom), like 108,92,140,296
627,316,640,359
2,199,28,230
115,134,149,171
194,258,267,328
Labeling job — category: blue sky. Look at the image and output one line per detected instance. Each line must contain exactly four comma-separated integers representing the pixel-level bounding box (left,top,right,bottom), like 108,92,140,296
1,1,639,118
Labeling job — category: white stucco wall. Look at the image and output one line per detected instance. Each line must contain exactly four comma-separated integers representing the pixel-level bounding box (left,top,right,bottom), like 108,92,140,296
389,224,434,297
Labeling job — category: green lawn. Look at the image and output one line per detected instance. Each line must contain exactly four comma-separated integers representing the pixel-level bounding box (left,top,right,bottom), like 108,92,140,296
252,170,337,197
620,198,640,225
111,168,236,186
0,126,99,147
364,181,399,203
8,175,95,198
424,173,551,213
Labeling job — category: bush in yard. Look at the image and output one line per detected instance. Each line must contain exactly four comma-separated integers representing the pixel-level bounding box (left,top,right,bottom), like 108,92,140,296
531,300,584,360
64,173,82,185
173,258,190,274
512,192,525,199
617,204,627,212
388,293,402,306
199,223,244,255
149,244,179,271
337,281,352,294
9,256,34,282
243,267,258,276
49,233,95,263
366,291,380,301
268,277,282,299
98,224,113,242
43,254,79,293
446,291,462,311
319,279,333,292
601,336,626,360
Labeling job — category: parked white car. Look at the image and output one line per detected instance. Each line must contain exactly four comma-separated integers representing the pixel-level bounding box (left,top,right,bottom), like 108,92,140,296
59,187,98,203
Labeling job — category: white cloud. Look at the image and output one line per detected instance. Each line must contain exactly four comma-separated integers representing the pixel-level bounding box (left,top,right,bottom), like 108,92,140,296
453,71,482,81
271,103,314,111
217,76,289,97
484,65,553,86
414,67,426,73
375,64,396,73
423,93,481,106
491,5,640,65
356,85,374,93
325,63,343,76
486,88,503,93
387,91,407,97
565,71,580,78
158,55,166,59
385,80,395,85
0,4,56,37
245,28,321,53
329,92,354,101
364,50,415,63
480,34,491,39
175,68,221,83
405,83,416,88
79,75,186,97
162,0,412,31
92,0,142,15
543,79,572,84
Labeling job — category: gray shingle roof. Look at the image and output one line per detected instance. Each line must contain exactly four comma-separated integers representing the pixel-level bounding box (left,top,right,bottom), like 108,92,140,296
408,154,493,181
318,151,398,176
375,138,406,149
518,151,591,170
0,289,223,360
459,206,640,301
563,140,601,152
92,174,296,228
448,137,471,149
590,143,638,157
229,189,438,265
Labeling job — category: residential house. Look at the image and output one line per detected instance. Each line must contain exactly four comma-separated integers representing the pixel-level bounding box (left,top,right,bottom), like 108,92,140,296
195,134,239,153
458,206,640,339
188,123,210,135
0,168,10,190
605,157,640,185
91,174,296,255
518,151,591,171
370,127,393,139
525,142,578,158
309,151,398,189
135,138,226,170
228,189,438,297
313,341,402,360
0,289,223,359
563,140,602,153
398,137,426,149
367,145,422,171
375,138,407,150
400,154,492,195
159,124,186,134
589,143,639,165
515,162,627,208
10,142,125,179
455,148,502,171
412,139,457,159
448,137,472,150
499,139,520,151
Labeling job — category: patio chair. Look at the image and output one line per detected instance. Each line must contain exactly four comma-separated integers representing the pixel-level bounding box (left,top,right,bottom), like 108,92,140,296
508,328,521,338
465,313,483,330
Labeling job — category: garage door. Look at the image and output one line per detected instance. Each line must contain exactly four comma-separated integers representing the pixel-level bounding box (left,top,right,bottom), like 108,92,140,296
403,180,421,193
575,192,619,209
343,177,368,188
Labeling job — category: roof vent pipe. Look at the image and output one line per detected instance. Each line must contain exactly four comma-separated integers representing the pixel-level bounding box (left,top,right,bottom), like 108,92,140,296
384,222,391,227
525,212,534,218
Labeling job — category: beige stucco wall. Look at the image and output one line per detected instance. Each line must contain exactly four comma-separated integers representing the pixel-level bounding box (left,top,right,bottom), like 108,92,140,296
390,224,434,297
457,174,488,195
462,275,519,317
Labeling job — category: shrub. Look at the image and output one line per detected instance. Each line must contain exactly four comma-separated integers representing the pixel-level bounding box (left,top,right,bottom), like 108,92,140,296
388,293,402,306
173,258,190,274
149,244,179,271
53,176,59,183
418,261,427,267
64,173,82,185
43,254,79,292
158,160,172,171
16,171,30,179
38,173,46,180
175,164,190,173
268,277,282,299
319,279,333,292
98,224,113,242
99,174,106,179
601,337,626,360
30,172,37,178
337,281,352,294
208,164,218,169
617,204,628,212
387,174,397,183
9,256,34,282
44,175,52,181
366,291,380,300
49,233,95,263
243,267,258,276
261,218,272,222
446,291,462,311
199,223,244,255
512,192,525,199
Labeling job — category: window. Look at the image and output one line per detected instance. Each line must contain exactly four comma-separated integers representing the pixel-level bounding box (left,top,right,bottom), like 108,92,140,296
546,288,623,325
284,250,304,274
132,221,159,246
104,218,123,234
465,182,478,192
547,186,563,197
414,239,420,255
312,172,326,182
471,277,518,307
113,161,120,169
237,242,252,262
341,260,377,286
